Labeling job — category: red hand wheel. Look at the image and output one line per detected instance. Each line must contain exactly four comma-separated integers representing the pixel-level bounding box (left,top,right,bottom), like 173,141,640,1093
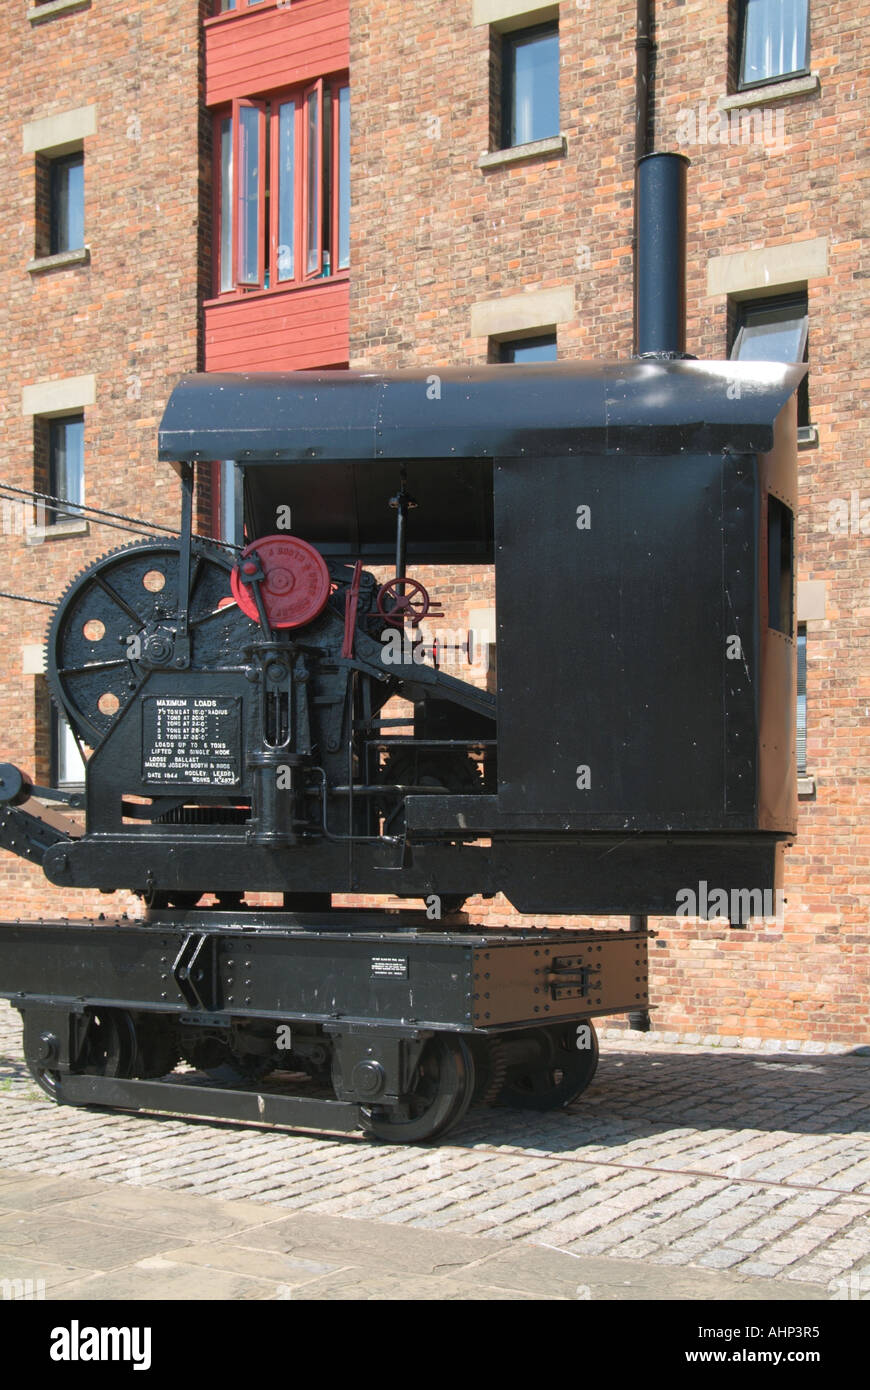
376,577,432,628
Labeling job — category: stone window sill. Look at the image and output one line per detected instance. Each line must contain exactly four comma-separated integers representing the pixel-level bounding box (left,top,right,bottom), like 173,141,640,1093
718,73,820,112
28,0,91,22
26,519,89,544
479,135,566,171
798,775,816,797
28,247,90,275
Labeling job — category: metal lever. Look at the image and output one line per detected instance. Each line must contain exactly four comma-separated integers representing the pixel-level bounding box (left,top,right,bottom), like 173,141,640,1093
237,552,274,640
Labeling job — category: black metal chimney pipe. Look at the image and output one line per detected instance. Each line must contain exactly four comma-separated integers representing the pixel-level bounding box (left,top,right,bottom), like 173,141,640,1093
634,151,690,358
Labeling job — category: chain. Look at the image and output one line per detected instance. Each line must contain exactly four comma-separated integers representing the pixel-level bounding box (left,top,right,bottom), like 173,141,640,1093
0,590,53,606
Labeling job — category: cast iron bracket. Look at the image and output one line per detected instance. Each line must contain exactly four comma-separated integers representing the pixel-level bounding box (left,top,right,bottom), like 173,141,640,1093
172,933,218,1011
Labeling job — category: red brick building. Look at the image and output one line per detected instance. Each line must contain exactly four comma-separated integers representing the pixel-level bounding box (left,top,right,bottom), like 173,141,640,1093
1,0,866,1048
0,0,212,919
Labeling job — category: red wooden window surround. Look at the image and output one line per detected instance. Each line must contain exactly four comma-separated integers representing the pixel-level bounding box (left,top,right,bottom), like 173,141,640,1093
211,1,269,16
213,77,348,298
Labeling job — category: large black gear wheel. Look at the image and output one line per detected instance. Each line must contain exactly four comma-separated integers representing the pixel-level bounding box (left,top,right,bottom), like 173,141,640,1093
496,1020,600,1111
46,537,256,746
470,1035,509,1106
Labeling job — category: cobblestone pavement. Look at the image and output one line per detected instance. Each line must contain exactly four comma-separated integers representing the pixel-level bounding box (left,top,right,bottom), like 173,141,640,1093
1,1001,868,1299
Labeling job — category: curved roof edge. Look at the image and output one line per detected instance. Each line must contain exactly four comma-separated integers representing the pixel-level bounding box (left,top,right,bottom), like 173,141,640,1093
158,360,807,464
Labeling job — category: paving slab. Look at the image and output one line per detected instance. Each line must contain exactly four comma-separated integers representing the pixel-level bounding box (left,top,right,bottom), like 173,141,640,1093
0,1209,190,1272
44,1262,286,1302
275,1270,543,1300
230,1209,511,1276
455,1243,826,1301
0,1174,122,1213
149,1241,345,1287
51,1184,286,1240
0,1253,84,1291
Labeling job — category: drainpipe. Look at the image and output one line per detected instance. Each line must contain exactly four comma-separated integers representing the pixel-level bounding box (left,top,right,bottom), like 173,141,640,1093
632,0,653,353
635,0,652,163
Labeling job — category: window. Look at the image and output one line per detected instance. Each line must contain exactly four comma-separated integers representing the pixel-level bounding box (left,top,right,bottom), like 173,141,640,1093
219,460,244,545
766,495,794,636
52,705,86,788
50,153,84,254
48,415,85,524
738,0,809,89
498,334,558,363
502,23,559,148
730,293,809,427
215,80,350,295
213,1,264,12
796,625,807,775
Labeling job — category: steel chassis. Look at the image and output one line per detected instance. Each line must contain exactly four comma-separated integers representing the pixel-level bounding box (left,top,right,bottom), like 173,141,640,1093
0,911,649,1138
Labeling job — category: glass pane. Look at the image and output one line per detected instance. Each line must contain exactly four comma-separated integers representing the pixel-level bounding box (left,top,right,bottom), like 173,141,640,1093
220,117,234,291
338,86,350,270
238,105,262,285
322,87,332,277
57,711,86,786
507,28,559,146
218,1,236,12
733,302,808,362
64,158,84,249
50,417,85,519
741,0,808,85
262,110,271,290
277,101,295,281
220,460,243,545
500,336,557,363
306,88,320,275
51,155,84,253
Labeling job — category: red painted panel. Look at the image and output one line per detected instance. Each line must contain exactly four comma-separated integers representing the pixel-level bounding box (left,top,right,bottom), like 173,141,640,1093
206,0,349,106
204,279,349,373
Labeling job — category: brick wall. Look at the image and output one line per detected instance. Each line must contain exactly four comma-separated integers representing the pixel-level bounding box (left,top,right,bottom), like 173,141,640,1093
0,0,211,920
348,0,869,1044
350,0,636,366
